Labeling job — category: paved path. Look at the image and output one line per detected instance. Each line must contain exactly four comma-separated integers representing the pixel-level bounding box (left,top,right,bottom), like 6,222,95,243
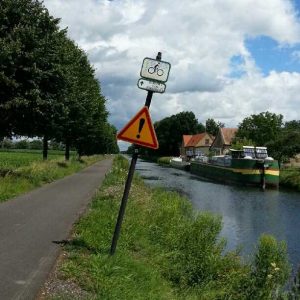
0,158,113,300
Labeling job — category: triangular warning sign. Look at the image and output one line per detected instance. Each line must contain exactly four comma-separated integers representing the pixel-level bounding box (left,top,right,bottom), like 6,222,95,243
117,106,159,149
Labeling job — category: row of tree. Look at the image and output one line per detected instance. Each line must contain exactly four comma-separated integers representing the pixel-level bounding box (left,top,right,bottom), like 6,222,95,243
0,138,65,151
0,0,119,159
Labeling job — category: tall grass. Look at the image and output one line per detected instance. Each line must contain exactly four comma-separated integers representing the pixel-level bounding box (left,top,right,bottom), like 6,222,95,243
157,156,172,166
280,167,300,191
0,154,105,202
49,156,291,300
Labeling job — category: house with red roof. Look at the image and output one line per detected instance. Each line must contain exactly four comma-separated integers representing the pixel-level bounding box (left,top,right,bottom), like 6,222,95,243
210,128,238,155
180,133,214,157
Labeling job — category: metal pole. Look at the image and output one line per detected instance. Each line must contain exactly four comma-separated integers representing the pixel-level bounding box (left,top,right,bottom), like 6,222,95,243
110,149,138,255
110,52,162,255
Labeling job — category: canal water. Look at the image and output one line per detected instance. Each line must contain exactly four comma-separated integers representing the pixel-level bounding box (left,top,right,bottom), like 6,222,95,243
134,158,300,271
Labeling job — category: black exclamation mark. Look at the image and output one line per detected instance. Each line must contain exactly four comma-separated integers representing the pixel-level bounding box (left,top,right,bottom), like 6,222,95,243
136,118,145,139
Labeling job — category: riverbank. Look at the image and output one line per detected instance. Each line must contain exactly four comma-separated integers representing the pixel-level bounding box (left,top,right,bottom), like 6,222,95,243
280,167,300,191
0,153,106,202
41,155,297,300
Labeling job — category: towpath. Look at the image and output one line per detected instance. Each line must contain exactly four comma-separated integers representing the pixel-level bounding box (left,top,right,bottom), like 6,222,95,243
0,158,113,300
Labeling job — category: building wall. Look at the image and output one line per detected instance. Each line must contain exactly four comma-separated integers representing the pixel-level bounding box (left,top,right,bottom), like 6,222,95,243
194,146,211,155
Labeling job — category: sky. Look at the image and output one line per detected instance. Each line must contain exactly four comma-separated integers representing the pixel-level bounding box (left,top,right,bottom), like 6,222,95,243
43,0,300,150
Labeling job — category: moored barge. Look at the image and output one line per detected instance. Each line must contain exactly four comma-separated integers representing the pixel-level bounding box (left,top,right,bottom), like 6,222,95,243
190,146,279,188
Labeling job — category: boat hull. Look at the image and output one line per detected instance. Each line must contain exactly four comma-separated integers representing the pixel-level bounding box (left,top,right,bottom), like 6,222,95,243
190,159,279,188
170,161,191,171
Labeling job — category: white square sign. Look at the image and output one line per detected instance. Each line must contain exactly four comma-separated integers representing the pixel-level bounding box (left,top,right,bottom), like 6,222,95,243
140,58,171,83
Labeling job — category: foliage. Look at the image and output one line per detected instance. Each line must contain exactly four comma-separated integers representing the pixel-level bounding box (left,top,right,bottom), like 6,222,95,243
49,156,292,300
284,120,300,131
236,112,283,146
149,111,204,156
0,138,13,149
287,267,300,299
280,168,300,191
231,137,255,149
0,0,118,158
206,118,225,136
267,123,300,164
29,139,43,150
157,156,171,165
0,0,66,140
248,235,290,299
14,139,29,149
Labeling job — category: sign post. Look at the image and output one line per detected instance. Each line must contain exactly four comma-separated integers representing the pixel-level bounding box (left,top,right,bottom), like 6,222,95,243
110,52,170,255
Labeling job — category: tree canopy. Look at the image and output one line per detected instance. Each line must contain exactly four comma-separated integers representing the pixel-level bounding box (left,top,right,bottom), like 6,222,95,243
266,120,300,164
150,111,204,156
205,118,224,136
0,0,118,158
235,112,300,163
235,112,283,146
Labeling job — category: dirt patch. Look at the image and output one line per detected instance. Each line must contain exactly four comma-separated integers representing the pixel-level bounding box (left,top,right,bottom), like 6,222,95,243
37,252,92,300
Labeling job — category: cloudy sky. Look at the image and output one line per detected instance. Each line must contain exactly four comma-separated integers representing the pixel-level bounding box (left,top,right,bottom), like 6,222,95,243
43,0,300,149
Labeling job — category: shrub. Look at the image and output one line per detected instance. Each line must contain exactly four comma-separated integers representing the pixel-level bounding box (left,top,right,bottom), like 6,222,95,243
248,234,290,299
158,157,172,165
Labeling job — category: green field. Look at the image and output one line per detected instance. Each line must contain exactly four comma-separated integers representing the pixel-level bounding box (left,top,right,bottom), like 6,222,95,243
0,150,103,202
0,150,67,174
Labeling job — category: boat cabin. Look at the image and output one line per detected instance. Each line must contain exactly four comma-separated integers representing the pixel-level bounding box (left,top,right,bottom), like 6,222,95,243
230,146,269,160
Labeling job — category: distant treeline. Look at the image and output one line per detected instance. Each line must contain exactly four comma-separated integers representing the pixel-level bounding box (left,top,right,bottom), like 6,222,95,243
0,138,65,151
0,0,119,160
129,111,300,164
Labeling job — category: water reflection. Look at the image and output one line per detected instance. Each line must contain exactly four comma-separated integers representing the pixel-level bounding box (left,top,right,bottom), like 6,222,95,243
135,158,300,270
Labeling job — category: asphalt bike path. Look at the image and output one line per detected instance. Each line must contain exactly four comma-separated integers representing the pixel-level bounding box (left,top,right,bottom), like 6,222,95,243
0,158,113,300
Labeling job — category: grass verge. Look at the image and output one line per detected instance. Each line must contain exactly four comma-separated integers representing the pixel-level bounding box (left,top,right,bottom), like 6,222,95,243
45,156,293,300
280,167,300,191
0,155,105,202
157,156,172,166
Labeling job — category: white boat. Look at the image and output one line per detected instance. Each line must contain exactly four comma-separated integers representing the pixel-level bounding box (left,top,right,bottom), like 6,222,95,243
170,157,191,170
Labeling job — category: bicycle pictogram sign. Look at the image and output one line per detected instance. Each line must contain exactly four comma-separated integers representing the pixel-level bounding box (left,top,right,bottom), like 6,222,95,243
140,58,171,83
148,63,164,76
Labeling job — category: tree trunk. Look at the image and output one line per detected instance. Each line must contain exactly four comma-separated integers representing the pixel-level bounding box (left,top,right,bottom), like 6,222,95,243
43,135,48,160
65,140,70,161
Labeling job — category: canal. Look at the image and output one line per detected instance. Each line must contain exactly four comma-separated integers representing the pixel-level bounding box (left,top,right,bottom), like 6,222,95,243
134,158,300,271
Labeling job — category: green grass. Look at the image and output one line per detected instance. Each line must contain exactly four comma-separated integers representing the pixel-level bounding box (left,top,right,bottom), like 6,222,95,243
0,150,67,175
48,156,292,300
157,156,172,166
0,151,105,202
280,167,300,191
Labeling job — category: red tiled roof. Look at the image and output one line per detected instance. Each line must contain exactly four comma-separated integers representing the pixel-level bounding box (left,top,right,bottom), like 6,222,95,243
183,135,192,147
186,133,207,147
221,128,237,145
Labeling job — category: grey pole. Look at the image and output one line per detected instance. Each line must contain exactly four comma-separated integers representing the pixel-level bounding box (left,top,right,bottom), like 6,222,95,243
110,52,162,255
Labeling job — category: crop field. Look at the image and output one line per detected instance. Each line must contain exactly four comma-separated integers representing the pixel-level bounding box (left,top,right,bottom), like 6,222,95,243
0,150,67,174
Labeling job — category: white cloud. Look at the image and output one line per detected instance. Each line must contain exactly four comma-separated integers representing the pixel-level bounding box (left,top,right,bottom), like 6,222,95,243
44,0,300,131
